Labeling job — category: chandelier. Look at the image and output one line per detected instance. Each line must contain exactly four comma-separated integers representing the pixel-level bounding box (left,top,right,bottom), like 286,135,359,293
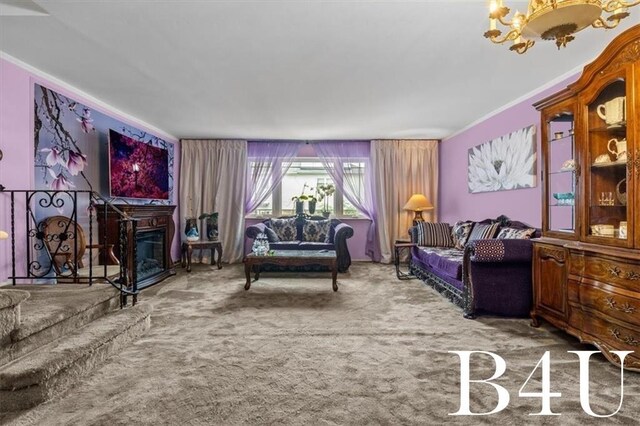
484,0,640,54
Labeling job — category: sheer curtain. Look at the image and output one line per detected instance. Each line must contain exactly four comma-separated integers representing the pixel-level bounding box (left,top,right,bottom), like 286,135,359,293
245,141,302,214
371,140,439,263
180,139,247,263
313,141,381,261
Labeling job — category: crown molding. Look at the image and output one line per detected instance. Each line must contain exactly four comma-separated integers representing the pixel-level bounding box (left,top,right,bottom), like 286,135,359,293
0,51,177,142
442,63,584,142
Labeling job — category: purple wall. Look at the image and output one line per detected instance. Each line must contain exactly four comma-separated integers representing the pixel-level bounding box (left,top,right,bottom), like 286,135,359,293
439,75,578,227
0,57,181,284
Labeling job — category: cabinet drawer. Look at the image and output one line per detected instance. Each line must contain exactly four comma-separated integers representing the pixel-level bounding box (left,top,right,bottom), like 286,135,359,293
579,282,640,327
581,315,640,370
578,255,640,291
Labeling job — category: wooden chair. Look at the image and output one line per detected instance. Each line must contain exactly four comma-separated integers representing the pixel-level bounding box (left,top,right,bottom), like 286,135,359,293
41,215,120,283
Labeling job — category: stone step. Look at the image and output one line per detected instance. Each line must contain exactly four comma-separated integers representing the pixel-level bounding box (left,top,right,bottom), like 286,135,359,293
0,285,120,366
0,302,152,412
0,290,31,348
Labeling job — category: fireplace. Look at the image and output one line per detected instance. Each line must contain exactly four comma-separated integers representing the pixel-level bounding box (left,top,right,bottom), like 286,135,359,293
97,204,176,290
136,229,166,282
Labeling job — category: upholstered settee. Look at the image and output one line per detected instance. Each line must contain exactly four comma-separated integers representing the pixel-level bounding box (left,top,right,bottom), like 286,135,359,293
408,215,539,318
245,216,354,272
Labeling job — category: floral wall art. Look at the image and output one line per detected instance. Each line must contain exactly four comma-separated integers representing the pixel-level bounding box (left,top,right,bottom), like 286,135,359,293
34,84,174,202
467,125,537,194
33,83,175,232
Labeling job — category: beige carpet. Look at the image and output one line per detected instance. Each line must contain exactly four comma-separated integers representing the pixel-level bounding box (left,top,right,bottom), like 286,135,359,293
5,263,640,425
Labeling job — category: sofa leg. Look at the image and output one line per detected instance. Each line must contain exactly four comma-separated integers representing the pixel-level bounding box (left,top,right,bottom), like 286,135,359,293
463,311,476,320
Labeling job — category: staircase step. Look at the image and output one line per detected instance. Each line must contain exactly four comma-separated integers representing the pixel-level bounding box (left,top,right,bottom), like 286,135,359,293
0,290,30,347
0,302,151,412
0,285,120,366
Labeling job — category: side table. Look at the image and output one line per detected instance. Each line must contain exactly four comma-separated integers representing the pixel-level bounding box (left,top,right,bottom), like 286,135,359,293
394,240,416,280
181,240,223,272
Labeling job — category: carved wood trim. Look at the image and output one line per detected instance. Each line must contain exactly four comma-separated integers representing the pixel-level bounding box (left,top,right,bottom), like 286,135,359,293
539,247,566,263
606,263,640,280
599,39,640,76
610,328,640,347
604,296,636,314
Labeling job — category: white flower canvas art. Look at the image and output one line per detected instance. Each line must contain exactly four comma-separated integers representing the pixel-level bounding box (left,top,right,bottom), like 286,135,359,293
468,125,537,193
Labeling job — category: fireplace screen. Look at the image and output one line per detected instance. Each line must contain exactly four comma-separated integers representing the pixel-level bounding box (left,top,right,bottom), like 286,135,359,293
136,230,165,281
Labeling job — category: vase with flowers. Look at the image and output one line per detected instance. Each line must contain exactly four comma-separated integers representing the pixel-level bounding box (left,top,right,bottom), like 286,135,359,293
291,183,317,216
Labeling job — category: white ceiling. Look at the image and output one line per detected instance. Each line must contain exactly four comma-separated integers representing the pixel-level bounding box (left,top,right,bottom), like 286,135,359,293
0,1,638,140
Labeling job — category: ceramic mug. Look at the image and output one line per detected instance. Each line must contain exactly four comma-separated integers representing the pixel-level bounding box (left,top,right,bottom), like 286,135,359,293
597,96,626,126
619,221,628,239
608,138,627,161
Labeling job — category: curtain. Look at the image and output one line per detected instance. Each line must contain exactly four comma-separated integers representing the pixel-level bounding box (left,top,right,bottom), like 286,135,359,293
246,141,302,214
180,139,247,263
313,141,381,261
371,140,439,263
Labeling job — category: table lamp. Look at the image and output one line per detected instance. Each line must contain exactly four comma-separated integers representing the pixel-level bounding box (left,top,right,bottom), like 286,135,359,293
403,194,434,225
0,230,8,240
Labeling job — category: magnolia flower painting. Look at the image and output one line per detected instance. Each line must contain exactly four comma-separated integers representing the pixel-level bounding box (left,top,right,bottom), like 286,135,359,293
34,84,174,201
468,125,537,193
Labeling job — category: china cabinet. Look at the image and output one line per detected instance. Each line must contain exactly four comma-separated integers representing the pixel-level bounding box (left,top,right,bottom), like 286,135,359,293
532,25,640,370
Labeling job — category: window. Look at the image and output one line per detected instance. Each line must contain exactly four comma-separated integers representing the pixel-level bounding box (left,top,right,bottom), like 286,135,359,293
250,158,366,218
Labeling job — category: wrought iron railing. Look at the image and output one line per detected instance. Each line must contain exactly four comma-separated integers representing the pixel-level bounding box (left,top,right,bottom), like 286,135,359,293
1,190,139,306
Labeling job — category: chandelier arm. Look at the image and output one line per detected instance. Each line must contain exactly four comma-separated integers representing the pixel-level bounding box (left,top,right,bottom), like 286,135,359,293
603,0,640,12
497,16,517,27
512,40,535,54
489,28,522,44
592,16,621,29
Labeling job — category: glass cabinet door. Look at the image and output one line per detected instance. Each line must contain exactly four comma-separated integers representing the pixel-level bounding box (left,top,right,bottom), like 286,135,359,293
544,105,577,237
585,77,630,246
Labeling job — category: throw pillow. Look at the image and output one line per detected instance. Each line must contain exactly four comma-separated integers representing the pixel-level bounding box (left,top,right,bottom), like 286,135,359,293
413,222,453,247
303,219,331,242
262,225,280,242
451,221,474,250
269,218,297,241
467,222,500,243
496,227,536,239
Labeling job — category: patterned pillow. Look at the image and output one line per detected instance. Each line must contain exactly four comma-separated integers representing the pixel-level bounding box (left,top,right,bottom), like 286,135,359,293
467,222,500,243
269,218,297,241
302,220,331,242
451,221,474,250
412,222,453,247
496,227,536,239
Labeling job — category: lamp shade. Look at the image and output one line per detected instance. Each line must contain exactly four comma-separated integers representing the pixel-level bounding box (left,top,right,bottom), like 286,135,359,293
0,230,8,240
403,194,434,211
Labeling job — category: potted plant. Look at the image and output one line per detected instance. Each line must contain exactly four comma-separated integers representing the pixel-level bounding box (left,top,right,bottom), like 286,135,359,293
308,195,318,214
292,183,314,215
198,212,219,241
316,183,335,218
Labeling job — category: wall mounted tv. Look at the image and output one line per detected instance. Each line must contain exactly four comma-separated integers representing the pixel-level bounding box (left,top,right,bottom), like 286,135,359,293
108,129,169,200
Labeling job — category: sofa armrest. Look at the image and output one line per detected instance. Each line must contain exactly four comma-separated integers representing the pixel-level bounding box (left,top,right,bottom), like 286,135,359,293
408,226,417,243
466,239,533,263
245,222,267,239
333,222,354,273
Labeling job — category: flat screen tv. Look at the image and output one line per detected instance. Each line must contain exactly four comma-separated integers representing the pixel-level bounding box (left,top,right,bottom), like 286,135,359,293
108,129,169,200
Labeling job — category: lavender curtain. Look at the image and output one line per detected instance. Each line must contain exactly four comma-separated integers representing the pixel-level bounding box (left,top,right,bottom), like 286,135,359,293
313,141,381,262
245,141,302,214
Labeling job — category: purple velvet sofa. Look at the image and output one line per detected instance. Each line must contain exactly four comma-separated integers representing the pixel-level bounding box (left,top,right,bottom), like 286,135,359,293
408,215,539,318
245,216,354,272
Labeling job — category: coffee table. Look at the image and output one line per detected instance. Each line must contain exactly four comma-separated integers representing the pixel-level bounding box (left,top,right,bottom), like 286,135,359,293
243,250,338,292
